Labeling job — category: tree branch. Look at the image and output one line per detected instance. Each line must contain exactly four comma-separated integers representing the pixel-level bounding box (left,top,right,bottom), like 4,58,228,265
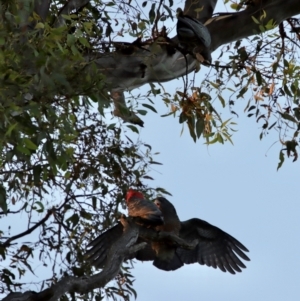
2,214,198,301
91,0,300,93
206,0,300,51
34,0,51,21
10,1,300,126
2,216,141,301
0,209,54,248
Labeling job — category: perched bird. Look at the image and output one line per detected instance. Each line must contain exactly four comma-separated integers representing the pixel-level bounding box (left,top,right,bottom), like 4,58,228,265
176,8,212,63
125,189,164,226
176,8,211,48
151,198,250,273
150,197,181,270
86,189,163,268
86,196,250,274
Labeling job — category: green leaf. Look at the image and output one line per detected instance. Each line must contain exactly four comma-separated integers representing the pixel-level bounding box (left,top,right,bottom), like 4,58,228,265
161,111,174,117
33,165,42,186
155,187,172,195
251,16,260,24
217,95,225,108
66,213,79,227
23,138,38,150
265,19,275,30
283,84,292,97
67,34,76,46
256,71,262,86
0,185,7,213
92,197,97,210
222,132,234,145
230,3,239,10
35,22,44,29
272,62,278,73
196,118,204,138
187,115,196,142
107,123,116,130
149,160,162,165
78,37,90,48
237,86,248,98
206,136,219,145
142,103,157,113
209,81,220,89
221,118,232,128
278,112,298,124
16,145,31,155
137,109,147,116
149,3,156,24
163,4,173,20
33,201,44,213
217,133,224,144
277,150,285,170
5,123,18,136
126,125,139,133
179,112,187,124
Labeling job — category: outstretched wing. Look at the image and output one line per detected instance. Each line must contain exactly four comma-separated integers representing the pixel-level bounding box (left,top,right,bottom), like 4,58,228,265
86,223,123,268
86,222,156,268
176,218,250,274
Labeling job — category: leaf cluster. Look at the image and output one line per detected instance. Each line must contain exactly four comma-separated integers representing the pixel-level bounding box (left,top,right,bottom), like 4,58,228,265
0,2,168,300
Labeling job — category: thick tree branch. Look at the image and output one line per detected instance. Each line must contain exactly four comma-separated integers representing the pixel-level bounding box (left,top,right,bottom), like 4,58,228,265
2,215,200,301
91,0,300,93
2,216,142,301
10,1,300,125
206,0,300,51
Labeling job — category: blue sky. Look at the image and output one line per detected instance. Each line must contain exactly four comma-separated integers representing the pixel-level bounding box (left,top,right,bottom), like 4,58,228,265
1,2,300,301
122,3,300,299
125,79,300,301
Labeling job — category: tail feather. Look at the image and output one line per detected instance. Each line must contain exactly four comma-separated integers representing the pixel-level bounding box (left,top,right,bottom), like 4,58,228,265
153,252,183,271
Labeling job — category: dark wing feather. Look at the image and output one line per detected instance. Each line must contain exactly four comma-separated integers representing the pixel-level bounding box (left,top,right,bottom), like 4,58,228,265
86,222,156,268
153,252,183,271
177,13,211,48
177,218,250,274
86,223,123,268
133,242,156,261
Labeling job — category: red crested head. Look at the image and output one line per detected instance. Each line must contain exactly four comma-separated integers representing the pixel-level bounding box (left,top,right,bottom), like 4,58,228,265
126,189,144,203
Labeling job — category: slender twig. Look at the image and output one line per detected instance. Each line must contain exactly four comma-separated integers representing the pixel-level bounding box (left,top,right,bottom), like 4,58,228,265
0,209,54,248
0,208,23,215
152,0,164,38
